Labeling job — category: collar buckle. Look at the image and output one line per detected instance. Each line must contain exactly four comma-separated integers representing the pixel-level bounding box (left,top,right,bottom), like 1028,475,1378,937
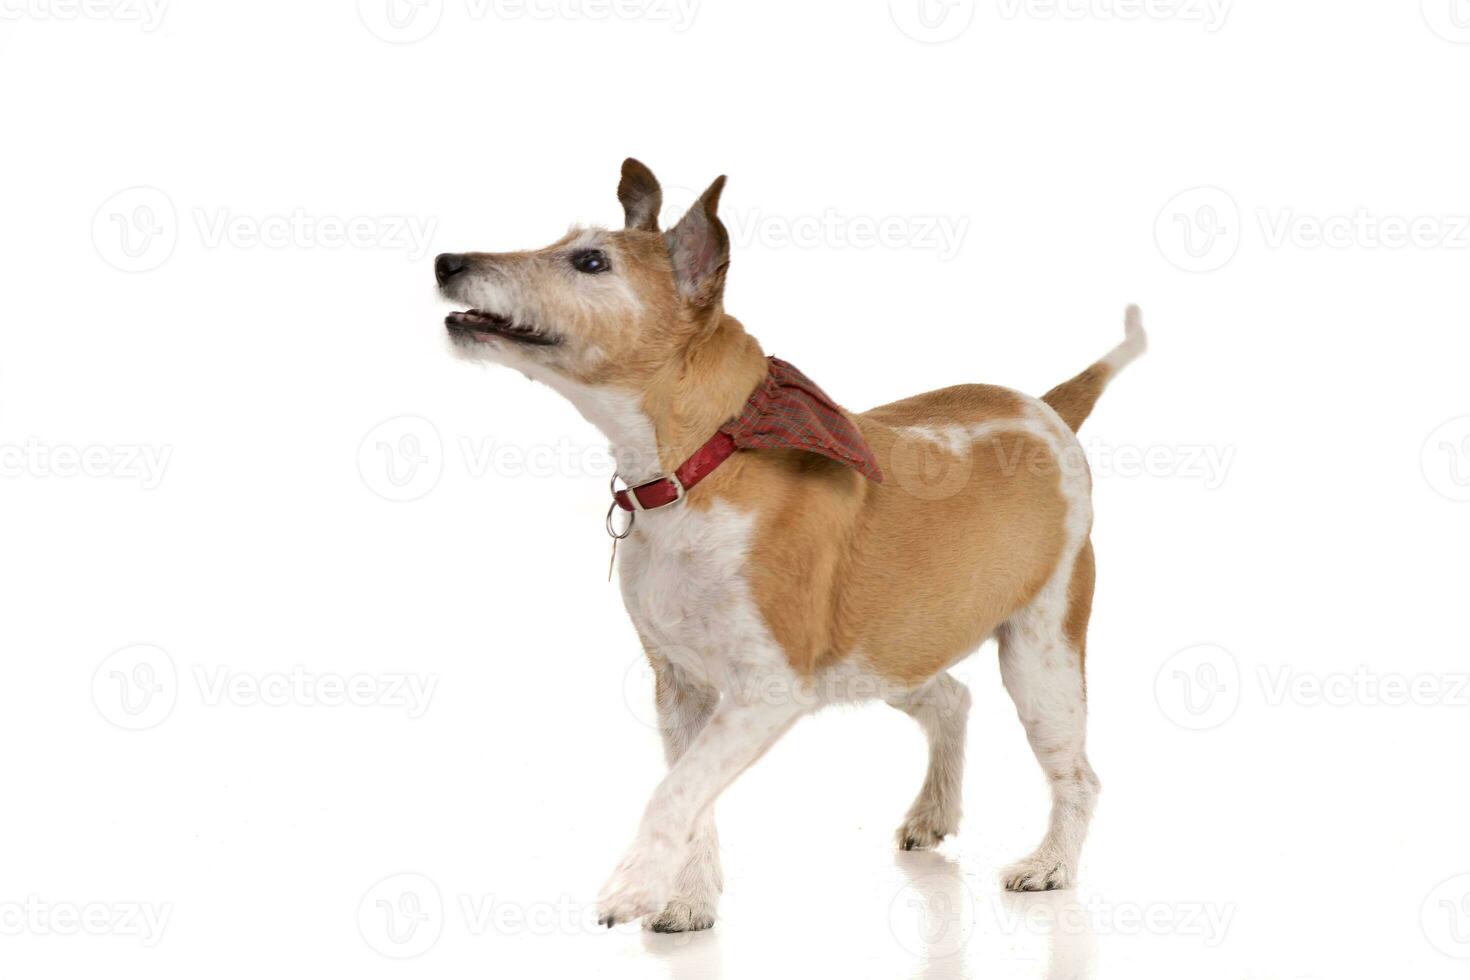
625,472,685,511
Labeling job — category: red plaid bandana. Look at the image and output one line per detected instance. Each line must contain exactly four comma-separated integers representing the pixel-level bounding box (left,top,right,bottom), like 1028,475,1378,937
720,357,883,482
612,357,881,513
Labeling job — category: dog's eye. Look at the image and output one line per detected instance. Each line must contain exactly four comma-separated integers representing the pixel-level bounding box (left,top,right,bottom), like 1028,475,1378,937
570,249,611,275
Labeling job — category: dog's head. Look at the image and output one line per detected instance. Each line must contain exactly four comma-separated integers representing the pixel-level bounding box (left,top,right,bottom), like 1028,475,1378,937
436,159,730,391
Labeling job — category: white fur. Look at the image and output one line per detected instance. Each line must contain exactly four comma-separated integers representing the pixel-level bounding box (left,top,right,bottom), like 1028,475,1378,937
539,378,664,483
894,419,1029,455
645,663,722,933
1103,304,1148,374
995,398,1100,891
599,496,811,928
887,672,972,850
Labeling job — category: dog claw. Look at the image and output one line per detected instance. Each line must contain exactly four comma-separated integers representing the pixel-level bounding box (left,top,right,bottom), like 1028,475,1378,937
1002,853,1074,892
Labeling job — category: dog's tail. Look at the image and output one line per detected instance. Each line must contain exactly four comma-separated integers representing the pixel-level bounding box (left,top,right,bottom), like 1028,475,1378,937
1041,305,1147,433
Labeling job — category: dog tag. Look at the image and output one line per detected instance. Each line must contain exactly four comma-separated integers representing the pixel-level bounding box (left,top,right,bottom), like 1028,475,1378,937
604,499,634,582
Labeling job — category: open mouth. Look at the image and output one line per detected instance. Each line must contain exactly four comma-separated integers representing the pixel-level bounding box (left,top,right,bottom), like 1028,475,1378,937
445,310,559,347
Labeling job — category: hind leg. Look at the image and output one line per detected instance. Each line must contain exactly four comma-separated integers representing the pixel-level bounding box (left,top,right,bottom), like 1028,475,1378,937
887,672,972,850
997,540,1100,891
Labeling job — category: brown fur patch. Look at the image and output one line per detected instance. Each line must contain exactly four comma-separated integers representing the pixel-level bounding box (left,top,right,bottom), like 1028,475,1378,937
1042,363,1111,433
1065,538,1095,670
666,355,1074,686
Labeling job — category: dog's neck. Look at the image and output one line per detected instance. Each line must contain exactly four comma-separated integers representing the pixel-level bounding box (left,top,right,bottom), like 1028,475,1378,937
647,315,767,478
568,314,767,486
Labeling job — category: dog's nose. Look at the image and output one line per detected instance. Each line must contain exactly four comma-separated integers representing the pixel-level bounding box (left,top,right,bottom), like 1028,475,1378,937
435,253,466,285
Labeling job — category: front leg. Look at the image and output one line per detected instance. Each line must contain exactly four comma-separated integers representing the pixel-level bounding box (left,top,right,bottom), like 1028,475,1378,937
646,657,721,933
597,684,806,928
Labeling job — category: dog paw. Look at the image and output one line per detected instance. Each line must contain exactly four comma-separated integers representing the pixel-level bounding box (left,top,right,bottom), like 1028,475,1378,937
895,807,958,851
645,898,716,933
596,850,674,928
1001,852,1074,892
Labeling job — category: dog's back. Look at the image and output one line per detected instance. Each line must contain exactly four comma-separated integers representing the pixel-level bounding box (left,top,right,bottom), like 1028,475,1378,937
758,308,1148,685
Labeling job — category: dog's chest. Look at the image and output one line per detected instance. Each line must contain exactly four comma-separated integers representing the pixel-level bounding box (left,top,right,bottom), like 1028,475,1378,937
616,501,775,679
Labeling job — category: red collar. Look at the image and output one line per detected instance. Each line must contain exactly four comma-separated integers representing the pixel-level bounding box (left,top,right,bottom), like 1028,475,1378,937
612,430,737,511
611,357,881,513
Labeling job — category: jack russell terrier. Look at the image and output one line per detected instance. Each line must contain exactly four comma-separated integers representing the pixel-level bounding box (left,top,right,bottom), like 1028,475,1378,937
435,159,1145,933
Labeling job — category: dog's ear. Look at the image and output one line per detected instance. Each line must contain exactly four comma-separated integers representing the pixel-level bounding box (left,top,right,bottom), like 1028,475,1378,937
663,175,729,310
618,158,663,232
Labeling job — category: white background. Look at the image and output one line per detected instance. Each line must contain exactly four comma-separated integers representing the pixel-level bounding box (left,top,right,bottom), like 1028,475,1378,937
3,1,1469,977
